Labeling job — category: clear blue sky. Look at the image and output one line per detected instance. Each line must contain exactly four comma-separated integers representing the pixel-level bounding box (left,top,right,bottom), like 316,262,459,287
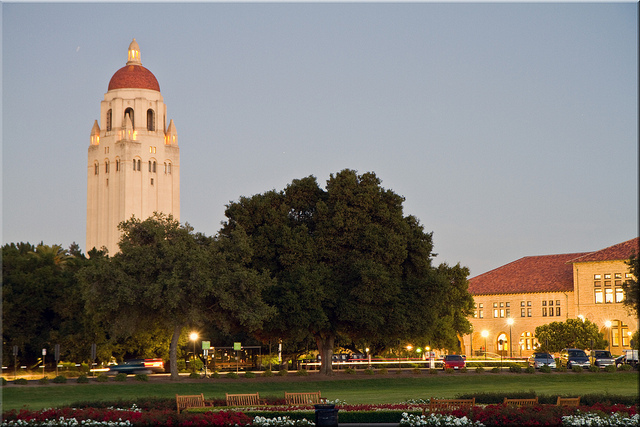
2,1,637,277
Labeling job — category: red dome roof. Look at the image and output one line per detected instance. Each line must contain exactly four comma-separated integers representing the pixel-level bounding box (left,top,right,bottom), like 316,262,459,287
108,64,160,92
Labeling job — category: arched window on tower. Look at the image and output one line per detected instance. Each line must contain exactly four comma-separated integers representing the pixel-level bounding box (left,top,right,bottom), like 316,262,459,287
105,160,109,174
147,109,155,131
94,162,99,175
106,109,112,131
124,108,134,129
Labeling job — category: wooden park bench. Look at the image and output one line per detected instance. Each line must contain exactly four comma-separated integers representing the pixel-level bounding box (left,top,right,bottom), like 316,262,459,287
426,398,476,413
503,397,539,407
557,397,580,407
285,391,326,405
226,392,266,407
176,393,208,413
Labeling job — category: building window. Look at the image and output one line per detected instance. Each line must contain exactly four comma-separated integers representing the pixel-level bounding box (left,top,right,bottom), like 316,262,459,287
147,109,155,131
493,302,498,308
505,302,510,307
556,307,560,316
500,302,504,308
106,109,112,131
527,301,531,306
615,273,622,279
615,288,624,303
549,300,553,306
167,163,172,174
478,303,483,308
605,288,613,303
542,301,547,306
133,159,141,171
478,310,483,319
124,107,134,128
542,307,547,317
521,308,526,317
527,308,532,317
500,309,505,318
604,274,611,279
150,178,154,185
105,161,109,173
549,307,554,317
149,146,156,154
493,309,498,318
506,309,510,317
594,274,601,280
556,300,560,306
153,161,156,173
521,301,525,307
595,289,603,304
115,159,120,171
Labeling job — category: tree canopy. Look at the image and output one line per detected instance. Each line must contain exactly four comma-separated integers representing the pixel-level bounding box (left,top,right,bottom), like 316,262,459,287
77,213,274,379
622,255,639,318
221,169,475,374
534,318,607,353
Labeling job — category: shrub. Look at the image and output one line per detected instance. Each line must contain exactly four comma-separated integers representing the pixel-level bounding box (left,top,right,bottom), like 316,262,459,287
412,367,422,374
457,390,536,404
276,369,288,377
38,376,49,385
344,367,356,375
571,365,583,373
14,378,28,385
135,373,149,381
539,365,552,373
364,368,375,375
524,366,535,374
114,372,127,382
588,365,599,373
428,369,438,375
618,364,632,371
460,367,468,373
244,371,256,378
295,369,308,377
51,375,67,383
96,374,109,382
378,368,388,375
1,377,7,386
226,372,239,379
604,364,616,373
509,365,522,373
395,369,403,374
491,367,500,373
556,365,567,372
210,371,220,378
262,369,273,377
189,372,201,379
475,366,485,374
444,368,455,374
76,375,89,383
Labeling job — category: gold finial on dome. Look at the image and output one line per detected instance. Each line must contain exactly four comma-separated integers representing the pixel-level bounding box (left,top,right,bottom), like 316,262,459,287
127,38,141,65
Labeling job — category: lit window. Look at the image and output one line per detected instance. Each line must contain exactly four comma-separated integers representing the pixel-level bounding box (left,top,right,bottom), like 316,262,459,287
527,301,531,307
521,301,525,307
625,273,632,278
556,307,560,316
595,289,603,304
500,302,504,308
605,288,613,303
500,309,505,318
615,273,622,279
506,309,510,317
493,302,498,308
493,309,498,318
556,300,560,306
615,288,624,303
505,302,510,307
521,308,525,317
594,274,601,280
478,303,483,308
478,310,483,319
527,308,532,317
604,274,611,279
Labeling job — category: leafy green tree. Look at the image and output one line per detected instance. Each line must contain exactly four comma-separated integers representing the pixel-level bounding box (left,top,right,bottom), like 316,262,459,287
534,318,607,353
622,255,639,318
78,213,273,379
221,169,474,375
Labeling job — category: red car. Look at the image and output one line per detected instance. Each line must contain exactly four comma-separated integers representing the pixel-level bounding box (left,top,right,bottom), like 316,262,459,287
443,354,466,370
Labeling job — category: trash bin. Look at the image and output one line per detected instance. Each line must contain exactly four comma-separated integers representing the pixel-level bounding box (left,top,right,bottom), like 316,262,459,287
314,404,338,426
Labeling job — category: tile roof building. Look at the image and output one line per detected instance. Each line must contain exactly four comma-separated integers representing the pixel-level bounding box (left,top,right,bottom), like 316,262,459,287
462,238,638,358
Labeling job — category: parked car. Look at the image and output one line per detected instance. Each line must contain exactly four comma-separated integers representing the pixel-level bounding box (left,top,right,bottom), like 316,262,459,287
559,348,590,369
615,349,639,368
527,352,556,369
442,354,466,370
108,358,165,375
589,350,615,368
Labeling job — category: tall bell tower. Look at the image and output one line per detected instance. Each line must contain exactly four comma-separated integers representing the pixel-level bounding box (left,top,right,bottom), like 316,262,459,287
87,39,180,254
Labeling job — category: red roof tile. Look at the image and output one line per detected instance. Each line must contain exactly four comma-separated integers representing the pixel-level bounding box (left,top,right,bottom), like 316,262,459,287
569,237,639,263
469,252,590,296
108,65,160,92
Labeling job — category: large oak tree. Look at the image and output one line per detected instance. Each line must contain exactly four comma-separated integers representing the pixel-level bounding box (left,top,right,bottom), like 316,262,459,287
221,169,474,375
78,213,274,379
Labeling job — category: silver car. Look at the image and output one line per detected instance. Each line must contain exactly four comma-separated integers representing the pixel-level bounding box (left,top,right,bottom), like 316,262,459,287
528,352,556,369
590,350,615,368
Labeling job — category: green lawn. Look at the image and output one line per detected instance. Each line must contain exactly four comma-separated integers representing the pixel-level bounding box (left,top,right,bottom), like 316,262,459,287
2,372,638,411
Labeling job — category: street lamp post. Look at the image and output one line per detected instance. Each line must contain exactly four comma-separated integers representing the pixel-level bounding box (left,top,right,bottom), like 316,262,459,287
507,318,514,359
189,332,198,370
481,330,489,360
604,321,612,353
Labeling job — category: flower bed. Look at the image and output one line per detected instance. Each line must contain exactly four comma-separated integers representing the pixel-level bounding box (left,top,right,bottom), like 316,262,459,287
2,402,638,426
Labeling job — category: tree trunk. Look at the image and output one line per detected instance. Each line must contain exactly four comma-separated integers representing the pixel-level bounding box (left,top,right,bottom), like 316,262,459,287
316,333,335,376
169,324,183,380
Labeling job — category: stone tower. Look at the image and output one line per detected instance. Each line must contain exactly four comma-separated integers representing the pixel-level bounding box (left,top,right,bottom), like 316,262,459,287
87,39,180,254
